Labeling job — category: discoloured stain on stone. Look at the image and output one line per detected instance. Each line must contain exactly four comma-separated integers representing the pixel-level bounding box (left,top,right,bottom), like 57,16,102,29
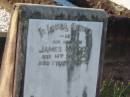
82,86,87,97
66,23,92,96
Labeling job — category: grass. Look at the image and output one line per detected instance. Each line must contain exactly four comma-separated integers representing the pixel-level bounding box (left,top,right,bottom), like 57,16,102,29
100,80,130,97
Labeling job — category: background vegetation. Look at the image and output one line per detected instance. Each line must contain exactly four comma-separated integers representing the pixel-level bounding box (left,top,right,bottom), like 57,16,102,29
100,80,130,97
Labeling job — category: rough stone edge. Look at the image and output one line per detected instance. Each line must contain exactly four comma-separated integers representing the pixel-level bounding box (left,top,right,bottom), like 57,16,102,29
0,6,19,97
15,3,105,12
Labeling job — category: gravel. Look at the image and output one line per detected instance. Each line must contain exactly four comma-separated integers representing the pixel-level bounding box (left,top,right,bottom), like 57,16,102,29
0,6,11,32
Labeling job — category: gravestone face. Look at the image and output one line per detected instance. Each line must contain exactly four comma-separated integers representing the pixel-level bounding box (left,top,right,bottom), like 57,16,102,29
13,4,107,97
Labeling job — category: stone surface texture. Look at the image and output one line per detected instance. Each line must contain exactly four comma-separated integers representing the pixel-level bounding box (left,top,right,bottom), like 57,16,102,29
13,4,107,97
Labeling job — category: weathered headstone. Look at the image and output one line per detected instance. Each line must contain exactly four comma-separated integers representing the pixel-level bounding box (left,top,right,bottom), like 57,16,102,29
12,3,107,97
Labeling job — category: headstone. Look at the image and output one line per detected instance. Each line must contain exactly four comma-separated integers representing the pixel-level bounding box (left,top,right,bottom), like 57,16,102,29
13,4,107,97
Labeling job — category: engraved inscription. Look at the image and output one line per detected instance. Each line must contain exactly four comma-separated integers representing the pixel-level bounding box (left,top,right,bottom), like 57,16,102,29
24,19,103,97
37,23,92,67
